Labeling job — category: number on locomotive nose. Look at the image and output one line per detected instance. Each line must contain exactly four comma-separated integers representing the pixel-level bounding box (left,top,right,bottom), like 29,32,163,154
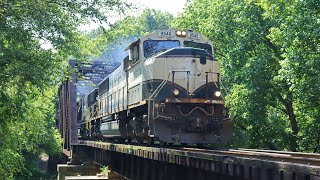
189,32,199,39
160,31,172,36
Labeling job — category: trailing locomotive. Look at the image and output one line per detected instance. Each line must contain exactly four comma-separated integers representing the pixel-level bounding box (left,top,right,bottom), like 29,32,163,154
77,29,232,144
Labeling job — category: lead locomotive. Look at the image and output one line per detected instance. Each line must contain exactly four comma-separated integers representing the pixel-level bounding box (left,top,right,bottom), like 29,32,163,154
77,29,232,145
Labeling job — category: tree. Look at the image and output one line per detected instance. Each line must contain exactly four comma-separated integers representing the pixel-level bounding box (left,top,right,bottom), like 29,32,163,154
87,9,174,62
174,0,319,152
0,0,130,178
260,0,320,152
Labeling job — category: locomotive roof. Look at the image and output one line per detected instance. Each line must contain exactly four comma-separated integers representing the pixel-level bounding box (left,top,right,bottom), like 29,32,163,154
125,39,140,50
125,29,210,50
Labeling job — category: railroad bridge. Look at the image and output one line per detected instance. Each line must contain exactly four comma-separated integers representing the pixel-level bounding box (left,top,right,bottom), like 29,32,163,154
67,140,320,180
57,61,320,180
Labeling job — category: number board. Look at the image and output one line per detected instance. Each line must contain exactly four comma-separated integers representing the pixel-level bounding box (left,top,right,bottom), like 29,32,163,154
188,32,200,39
158,30,173,37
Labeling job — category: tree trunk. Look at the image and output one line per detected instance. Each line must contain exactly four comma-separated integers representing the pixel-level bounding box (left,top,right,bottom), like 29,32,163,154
285,101,298,151
278,95,298,151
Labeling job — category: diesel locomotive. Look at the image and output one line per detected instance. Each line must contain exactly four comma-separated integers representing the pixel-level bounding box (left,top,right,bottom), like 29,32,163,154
77,29,232,145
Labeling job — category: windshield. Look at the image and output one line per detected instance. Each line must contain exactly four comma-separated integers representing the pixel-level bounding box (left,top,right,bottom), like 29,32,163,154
183,41,212,54
143,40,180,58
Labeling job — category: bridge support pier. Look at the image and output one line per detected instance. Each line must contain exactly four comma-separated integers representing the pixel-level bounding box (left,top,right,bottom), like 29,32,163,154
57,163,101,180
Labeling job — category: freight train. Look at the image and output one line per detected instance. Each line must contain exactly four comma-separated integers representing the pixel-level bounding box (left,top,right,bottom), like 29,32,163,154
77,29,232,145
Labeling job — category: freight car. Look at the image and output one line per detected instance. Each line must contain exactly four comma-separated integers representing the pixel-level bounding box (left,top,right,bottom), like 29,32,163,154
77,29,232,145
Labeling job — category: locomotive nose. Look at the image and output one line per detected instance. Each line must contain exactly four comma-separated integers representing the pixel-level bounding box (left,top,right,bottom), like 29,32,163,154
187,117,209,132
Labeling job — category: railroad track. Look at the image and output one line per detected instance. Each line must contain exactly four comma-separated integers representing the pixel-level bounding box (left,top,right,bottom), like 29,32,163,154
78,140,320,180
81,139,320,166
182,147,320,166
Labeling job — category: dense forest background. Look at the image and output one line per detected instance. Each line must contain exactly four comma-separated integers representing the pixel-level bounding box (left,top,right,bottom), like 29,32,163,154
0,0,319,178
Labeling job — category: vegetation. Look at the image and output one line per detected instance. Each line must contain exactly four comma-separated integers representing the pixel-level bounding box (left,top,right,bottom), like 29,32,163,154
0,0,319,178
86,9,174,62
99,166,109,177
89,1,319,153
173,0,320,152
0,0,129,178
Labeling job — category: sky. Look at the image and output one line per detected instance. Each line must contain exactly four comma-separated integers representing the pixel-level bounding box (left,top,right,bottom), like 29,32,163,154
131,0,187,16
44,0,187,49
79,0,187,31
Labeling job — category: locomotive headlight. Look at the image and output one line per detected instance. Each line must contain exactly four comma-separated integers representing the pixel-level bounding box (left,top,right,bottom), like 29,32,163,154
214,91,221,97
173,89,180,96
181,31,187,36
176,30,182,36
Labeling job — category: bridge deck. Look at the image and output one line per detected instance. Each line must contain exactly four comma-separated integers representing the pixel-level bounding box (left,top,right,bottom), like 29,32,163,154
74,140,320,180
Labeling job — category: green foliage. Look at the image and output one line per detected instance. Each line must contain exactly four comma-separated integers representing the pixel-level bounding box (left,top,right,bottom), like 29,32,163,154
174,0,319,152
0,0,130,178
0,83,63,178
261,0,320,151
86,9,174,62
100,166,109,176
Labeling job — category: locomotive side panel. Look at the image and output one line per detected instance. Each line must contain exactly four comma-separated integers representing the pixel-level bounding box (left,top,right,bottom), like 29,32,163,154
98,62,128,117
127,64,144,107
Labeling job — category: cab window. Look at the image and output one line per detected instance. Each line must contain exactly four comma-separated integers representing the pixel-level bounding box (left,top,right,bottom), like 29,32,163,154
129,45,139,61
143,40,180,58
184,41,212,54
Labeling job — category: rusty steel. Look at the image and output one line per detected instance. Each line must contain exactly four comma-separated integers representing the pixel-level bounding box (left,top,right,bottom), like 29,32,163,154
57,60,119,155
58,61,78,154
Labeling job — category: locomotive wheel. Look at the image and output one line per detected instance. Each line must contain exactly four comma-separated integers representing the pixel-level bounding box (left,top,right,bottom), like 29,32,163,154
119,118,128,137
136,138,144,145
117,138,125,143
159,140,167,147
196,143,204,148
147,138,154,146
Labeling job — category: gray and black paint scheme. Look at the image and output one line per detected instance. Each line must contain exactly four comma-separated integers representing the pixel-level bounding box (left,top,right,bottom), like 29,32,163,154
77,29,232,145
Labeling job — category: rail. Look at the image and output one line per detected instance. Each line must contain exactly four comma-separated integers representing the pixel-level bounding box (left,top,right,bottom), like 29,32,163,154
182,147,320,166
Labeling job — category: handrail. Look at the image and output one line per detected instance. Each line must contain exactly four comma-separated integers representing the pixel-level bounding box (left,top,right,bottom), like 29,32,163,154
148,73,169,101
205,72,220,98
148,70,222,121
148,72,171,126
149,70,190,101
